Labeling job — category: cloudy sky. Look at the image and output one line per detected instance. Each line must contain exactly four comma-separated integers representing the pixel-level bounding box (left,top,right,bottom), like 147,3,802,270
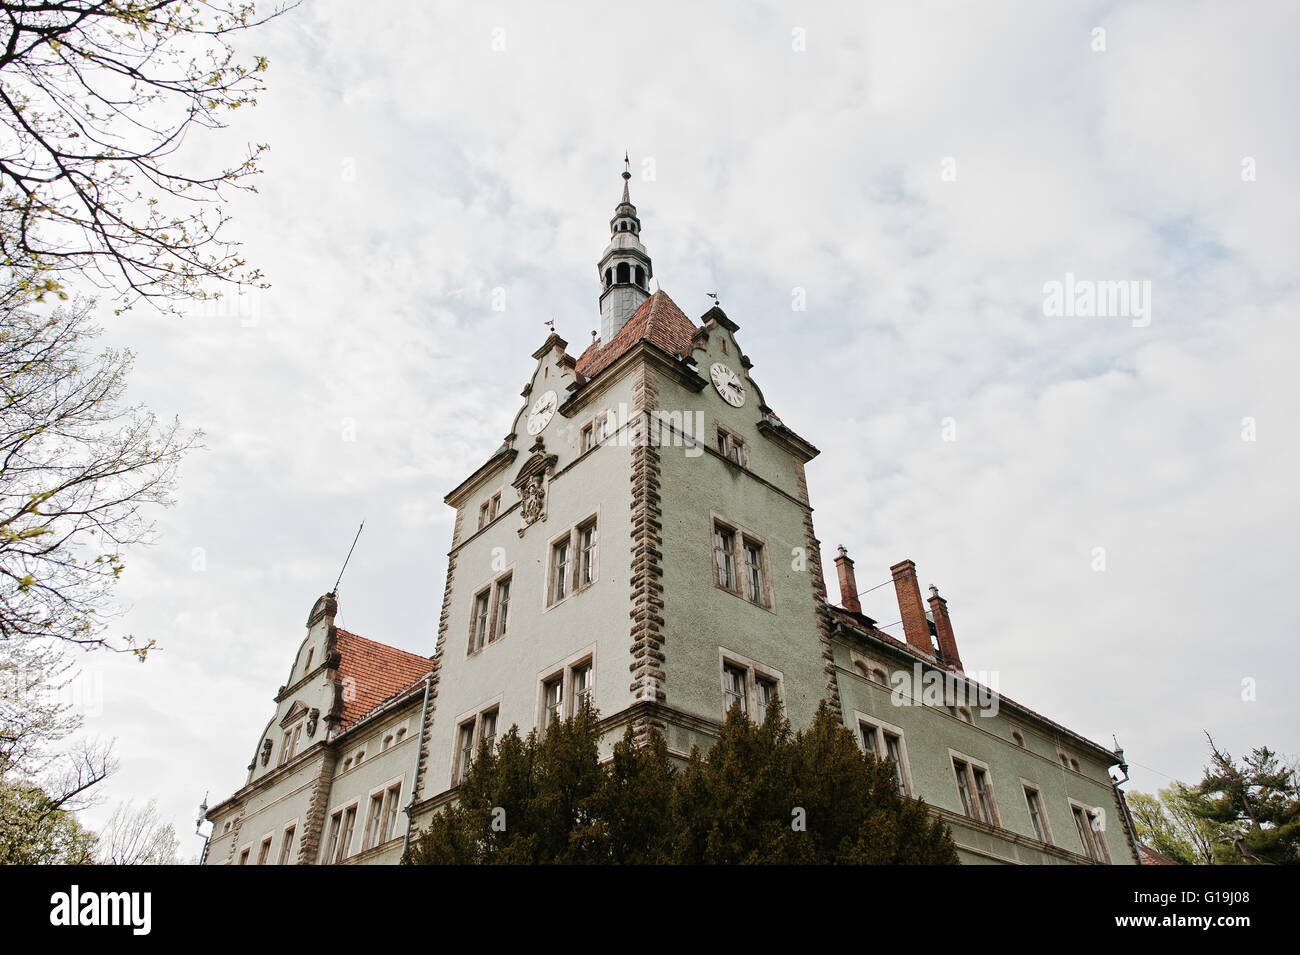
64,0,1298,854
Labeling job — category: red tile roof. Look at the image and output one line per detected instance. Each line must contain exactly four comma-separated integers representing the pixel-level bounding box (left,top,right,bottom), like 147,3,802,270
575,290,698,381
335,628,432,728
1138,844,1181,865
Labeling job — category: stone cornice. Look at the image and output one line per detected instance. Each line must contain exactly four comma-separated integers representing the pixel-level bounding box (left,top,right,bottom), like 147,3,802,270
444,448,519,507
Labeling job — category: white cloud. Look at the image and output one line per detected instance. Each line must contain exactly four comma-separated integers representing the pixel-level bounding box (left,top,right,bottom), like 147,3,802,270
58,0,1298,846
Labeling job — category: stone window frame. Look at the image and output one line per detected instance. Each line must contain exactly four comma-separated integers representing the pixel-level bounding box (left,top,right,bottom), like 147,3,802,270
714,422,747,467
321,799,360,864
949,749,1001,827
854,710,914,796
717,647,784,723
277,818,299,865
536,644,597,731
278,719,304,766
1019,778,1054,845
237,845,251,865
1069,798,1112,863
709,513,776,612
580,408,615,454
467,566,514,656
543,511,600,610
450,696,502,786
477,488,503,531
849,650,890,686
362,773,405,851
1057,746,1083,774
256,832,274,865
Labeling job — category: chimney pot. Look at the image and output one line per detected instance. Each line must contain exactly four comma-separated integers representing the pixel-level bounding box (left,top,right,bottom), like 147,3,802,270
927,584,963,672
834,546,861,614
890,559,934,657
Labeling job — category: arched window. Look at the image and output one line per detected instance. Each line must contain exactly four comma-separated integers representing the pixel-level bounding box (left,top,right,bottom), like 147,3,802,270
604,268,612,288
616,262,630,284
635,265,645,287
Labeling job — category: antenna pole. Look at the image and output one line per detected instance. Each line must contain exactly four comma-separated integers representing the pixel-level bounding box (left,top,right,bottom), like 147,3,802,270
333,521,365,594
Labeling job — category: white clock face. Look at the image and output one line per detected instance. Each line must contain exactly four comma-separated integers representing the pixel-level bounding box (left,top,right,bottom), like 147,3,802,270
710,362,745,407
526,390,558,435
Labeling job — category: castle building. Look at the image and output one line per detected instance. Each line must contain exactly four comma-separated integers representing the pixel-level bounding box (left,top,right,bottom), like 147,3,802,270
202,165,1141,866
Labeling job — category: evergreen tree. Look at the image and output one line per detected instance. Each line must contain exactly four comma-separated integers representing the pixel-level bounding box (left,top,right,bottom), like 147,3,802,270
405,699,959,865
1189,736,1300,865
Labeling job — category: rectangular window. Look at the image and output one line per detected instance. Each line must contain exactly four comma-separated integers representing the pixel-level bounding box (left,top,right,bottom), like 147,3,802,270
953,759,974,818
755,675,777,718
1073,806,1110,862
573,662,594,712
716,427,745,466
581,423,594,453
1092,811,1111,863
1024,786,1046,842
470,589,490,652
478,501,490,529
743,540,765,606
860,719,909,795
594,411,611,443
1072,806,1095,859
972,767,996,824
323,812,341,864
337,806,357,862
238,847,250,865
492,576,511,641
457,721,475,783
279,826,296,865
543,677,564,730
579,521,598,587
883,732,906,794
480,709,498,752
723,664,748,714
257,837,272,865
382,784,402,843
279,730,292,766
551,539,571,603
489,492,500,521
714,526,736,591
365,792,385,850
859,721,880,756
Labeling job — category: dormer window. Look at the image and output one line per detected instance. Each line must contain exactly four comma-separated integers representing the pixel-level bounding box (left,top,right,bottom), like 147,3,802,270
278,721,303,766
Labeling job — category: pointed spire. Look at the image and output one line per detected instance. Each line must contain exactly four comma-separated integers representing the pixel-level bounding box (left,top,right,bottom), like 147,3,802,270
597,154,653,342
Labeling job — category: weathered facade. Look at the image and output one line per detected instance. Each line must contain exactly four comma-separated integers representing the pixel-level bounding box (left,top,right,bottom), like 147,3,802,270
203,170,1140,866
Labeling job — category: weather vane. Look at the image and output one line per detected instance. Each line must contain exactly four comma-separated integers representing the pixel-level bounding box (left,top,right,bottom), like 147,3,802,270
545,318,556,333
707,292,720,307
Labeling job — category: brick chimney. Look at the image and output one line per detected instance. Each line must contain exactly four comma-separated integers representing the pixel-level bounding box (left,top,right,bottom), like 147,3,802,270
927,584,963,671
834,545,861,614
890,559,934,656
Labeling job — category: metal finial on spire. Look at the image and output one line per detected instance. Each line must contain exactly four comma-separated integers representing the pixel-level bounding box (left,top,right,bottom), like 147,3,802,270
545,318,556,333
623,151,631,180
707,292,720,308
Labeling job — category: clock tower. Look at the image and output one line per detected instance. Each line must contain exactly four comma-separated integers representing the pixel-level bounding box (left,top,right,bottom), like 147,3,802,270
416,163,840,799
201,164,1142,869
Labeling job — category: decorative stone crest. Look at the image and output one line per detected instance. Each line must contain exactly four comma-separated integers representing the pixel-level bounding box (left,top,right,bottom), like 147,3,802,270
512,441,558,537
306,707,320,738
260,738,273,766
